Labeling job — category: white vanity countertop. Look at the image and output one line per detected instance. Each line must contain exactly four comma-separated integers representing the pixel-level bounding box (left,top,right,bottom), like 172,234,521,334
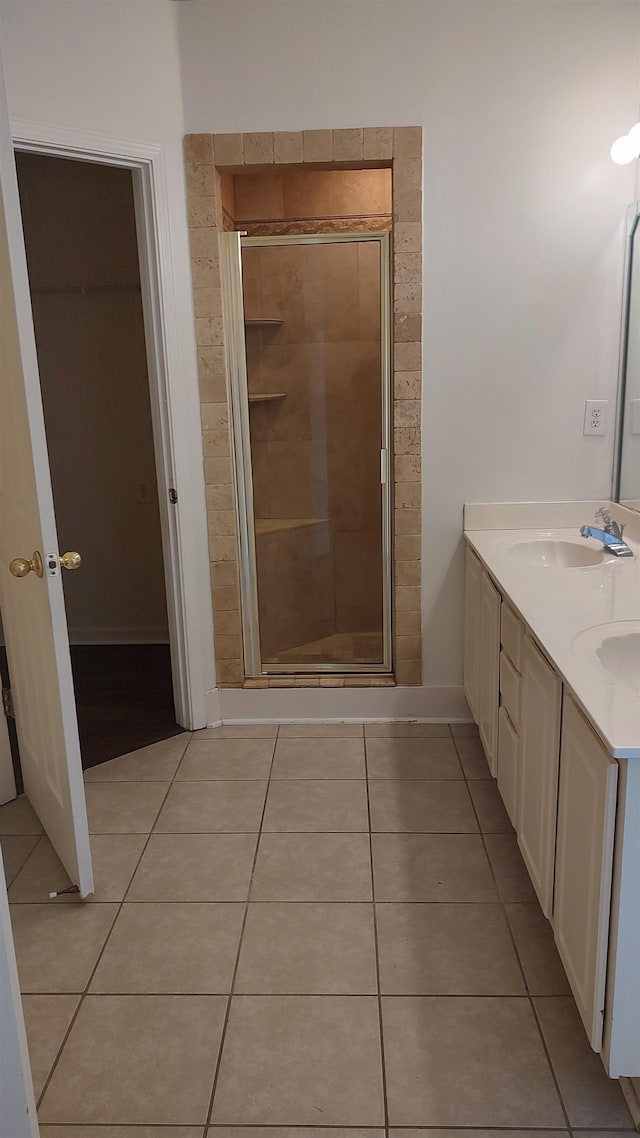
464,510,640,759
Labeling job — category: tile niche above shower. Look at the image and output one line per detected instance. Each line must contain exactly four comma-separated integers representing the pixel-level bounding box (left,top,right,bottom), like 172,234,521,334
220,168,393,675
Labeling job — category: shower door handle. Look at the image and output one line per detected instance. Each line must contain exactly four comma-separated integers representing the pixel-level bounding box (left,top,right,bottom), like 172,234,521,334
380,449,389,484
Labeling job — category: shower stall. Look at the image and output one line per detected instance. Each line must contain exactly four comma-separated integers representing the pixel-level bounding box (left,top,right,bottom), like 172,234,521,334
220,230,392,676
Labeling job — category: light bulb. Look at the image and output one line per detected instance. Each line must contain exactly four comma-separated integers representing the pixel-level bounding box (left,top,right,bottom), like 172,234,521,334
627,122,640,151
610,135,637,165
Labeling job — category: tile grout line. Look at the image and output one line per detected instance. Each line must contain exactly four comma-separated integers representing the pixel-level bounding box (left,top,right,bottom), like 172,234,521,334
364,726,392,1138
202,724,281,1134
32,746,187,1117
450,725,573,1133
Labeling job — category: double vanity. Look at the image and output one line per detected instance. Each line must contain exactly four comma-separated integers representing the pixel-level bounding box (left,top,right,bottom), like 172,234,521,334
463,500,640,1082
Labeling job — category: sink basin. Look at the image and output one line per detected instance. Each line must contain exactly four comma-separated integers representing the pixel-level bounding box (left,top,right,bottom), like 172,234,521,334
509,539,607,569
572,621,640,694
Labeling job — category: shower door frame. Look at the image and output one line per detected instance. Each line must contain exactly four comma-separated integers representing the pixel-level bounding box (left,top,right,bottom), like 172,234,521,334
220,229,394,677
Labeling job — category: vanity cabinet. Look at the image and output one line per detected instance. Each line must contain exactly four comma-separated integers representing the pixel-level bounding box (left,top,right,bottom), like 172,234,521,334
478,573,501,775
463,547,482,720
518,634,562,919
554,696,618,1051
463,545,629,1070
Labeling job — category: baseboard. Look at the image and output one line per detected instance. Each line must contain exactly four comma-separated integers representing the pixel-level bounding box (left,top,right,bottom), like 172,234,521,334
68,626,170,646
216,684,469,725
620,1078,640,1130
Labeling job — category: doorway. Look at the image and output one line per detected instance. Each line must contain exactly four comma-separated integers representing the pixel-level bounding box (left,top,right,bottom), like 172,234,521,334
14,152,184,769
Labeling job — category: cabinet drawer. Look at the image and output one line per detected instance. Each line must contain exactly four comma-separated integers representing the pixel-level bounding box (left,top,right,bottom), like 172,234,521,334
497,705,519,827
500,649,522,732
501,601,524,671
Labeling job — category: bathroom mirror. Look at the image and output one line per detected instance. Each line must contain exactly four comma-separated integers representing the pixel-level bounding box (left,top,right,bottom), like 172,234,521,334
615,206,640,511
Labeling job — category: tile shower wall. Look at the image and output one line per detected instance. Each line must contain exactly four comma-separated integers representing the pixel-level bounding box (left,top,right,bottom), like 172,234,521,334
184,128,423,687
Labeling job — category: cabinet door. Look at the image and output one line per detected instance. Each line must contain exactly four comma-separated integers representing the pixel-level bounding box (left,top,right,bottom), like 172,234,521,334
478,570,501,775
518,635,562,917
463,546,482,721
497,705,519,827
554,697,618,1052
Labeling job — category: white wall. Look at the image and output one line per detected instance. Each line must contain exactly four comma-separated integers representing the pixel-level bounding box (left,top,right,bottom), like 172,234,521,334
1,0,638,710
177,0,639,689
0,0,218,717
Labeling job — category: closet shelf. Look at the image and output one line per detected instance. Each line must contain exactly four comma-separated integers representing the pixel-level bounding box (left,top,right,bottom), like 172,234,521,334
248,392,287,404
244,317,284,327
255,517,328,536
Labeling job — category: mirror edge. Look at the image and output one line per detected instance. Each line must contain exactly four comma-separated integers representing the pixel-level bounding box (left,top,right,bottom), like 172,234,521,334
613,201,640,503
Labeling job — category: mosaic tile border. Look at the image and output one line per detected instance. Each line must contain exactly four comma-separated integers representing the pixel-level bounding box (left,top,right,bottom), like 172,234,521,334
184,127,423,688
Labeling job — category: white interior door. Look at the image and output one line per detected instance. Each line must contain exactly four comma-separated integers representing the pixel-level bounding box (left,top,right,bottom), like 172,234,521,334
0,844,39,1138
0,59,93,897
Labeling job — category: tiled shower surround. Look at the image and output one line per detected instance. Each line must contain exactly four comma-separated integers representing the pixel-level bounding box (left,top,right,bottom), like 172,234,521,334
184,128,423,687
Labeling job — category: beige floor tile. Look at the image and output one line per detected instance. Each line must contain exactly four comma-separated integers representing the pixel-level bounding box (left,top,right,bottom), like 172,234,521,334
10,902,118,992
251,833,372,900
83,734,190,782
9,834,146,903
211,1131,384,1138
235,902,377,993
372,834,497,901
450,722,480,738
391,1131,567,1138
127,833,258,901
534,996,633,1126
263,780,369,832
278,722,364,737
194,724,278,739
155,780,267,832
272,737,366,779
455,736,492,778
40,994,226,1125
212,996,384,1125
22,993,80,1098
573,1132,638,1138
365,737,462,779
506,903,571,995
177,737,275,780
85,782,168,834
469,779,514,832
376,903,525,994
365,722,450,738
0,794,43,835
369,780,477,833
485,834,537,901
90,902,244,993
41,1129,201,1138
1,834,39,885
383,996,564,1126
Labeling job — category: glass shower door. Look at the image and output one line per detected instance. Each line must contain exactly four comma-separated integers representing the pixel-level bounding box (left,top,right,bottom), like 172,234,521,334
223,231,392,675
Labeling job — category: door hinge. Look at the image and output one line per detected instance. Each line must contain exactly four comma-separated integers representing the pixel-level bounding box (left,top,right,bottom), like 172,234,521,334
168,488,178,505
2,687,14,718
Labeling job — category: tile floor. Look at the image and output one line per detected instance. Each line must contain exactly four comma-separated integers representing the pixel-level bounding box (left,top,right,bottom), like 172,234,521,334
0,722,635,1137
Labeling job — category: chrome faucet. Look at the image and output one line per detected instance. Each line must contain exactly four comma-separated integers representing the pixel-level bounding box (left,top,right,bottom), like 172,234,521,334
580,507,634,557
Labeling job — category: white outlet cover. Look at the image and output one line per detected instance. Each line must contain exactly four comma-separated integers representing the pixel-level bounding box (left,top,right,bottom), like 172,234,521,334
583,399,608,436
631,398,640,435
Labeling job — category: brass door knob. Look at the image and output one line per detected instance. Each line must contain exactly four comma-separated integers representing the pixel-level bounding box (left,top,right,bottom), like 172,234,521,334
60,551,81,571
10,551,43,578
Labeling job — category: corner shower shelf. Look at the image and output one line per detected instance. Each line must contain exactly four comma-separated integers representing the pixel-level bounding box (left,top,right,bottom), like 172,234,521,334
255,517,328,536
248,392,287,404
245,317,284,327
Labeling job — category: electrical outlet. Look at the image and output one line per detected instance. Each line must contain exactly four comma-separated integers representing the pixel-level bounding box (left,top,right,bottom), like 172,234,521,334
631,398,640,436
583,399,608,436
